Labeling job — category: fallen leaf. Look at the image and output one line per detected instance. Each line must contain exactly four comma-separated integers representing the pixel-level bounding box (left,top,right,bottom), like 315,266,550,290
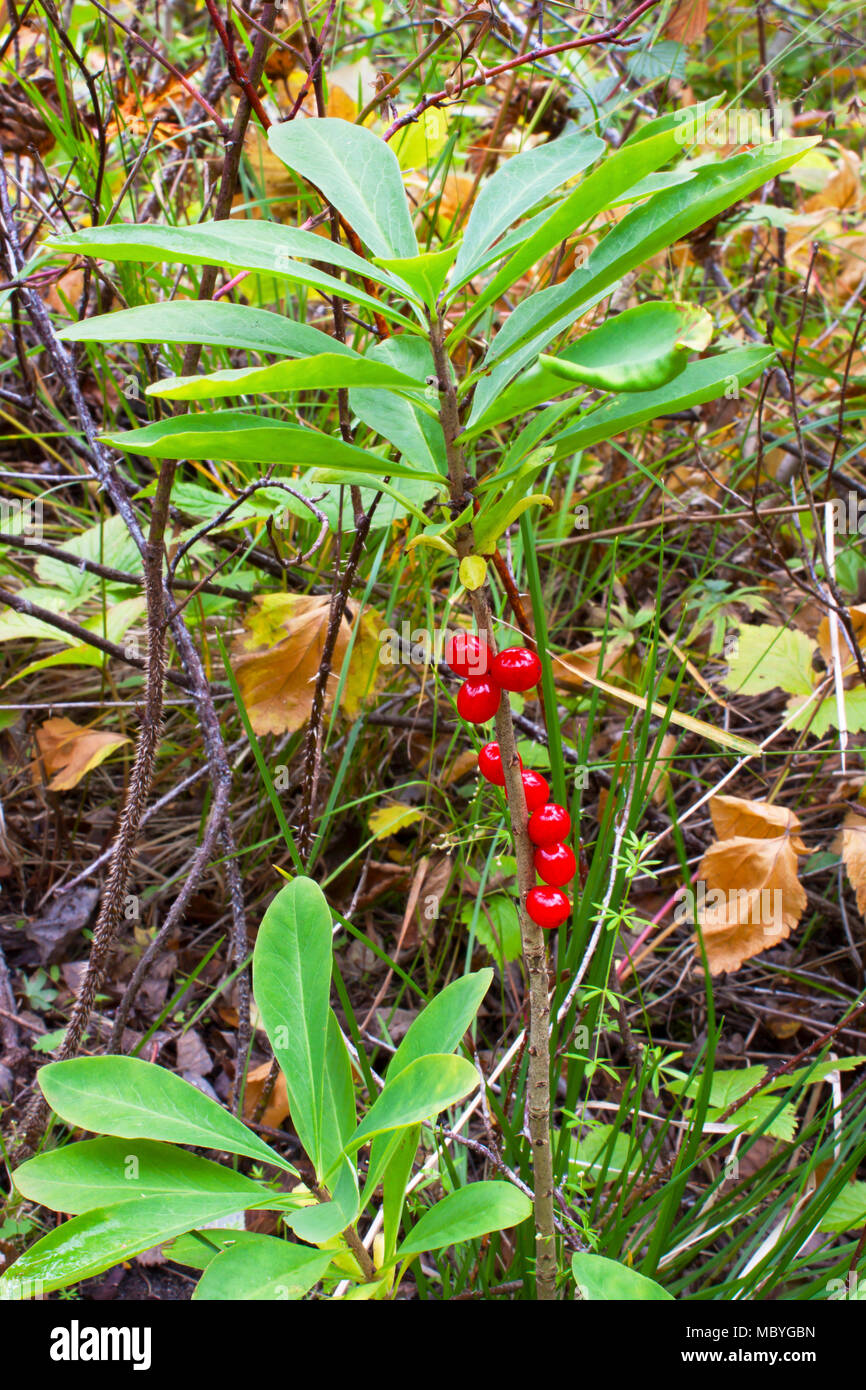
838,810,866,917
723,623,816,697
441,747,479,787
709,794,810,854
817,603,866,675
230,594,383,737
35,717,130,791
552,639,636,690
663,0,709,43
697,835,807,974
25,887,100,964
368,802,424,840
243,1061,290,1128
803,145,861,214
176,1031,212,1078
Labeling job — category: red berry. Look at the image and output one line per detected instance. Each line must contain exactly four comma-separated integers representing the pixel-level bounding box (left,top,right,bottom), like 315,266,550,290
534,841,576,887
478,742,522,786
491,646,542,693
519,769,549,812
526,886,571,929
444,631,491,679
457,677,501,724
528,803,571,846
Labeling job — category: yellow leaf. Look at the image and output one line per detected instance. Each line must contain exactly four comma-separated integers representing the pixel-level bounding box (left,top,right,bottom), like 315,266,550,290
35,716,129,791
231,594,383,737
838,810,866,917
459,555,487,591
552,653,761,756
341,607,386,718
817,603,866,676
368,802,423,840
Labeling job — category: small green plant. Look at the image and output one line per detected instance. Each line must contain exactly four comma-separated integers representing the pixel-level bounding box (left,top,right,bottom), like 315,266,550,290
18,102,820,1300
2,877,529,1300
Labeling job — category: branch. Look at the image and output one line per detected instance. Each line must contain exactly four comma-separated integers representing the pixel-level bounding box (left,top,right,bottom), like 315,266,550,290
384,0,665,140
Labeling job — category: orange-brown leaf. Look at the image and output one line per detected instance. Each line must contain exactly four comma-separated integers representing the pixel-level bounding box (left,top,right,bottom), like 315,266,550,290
35,717,130,792
230,594,382,737
697,835,807,974
838,810,866,917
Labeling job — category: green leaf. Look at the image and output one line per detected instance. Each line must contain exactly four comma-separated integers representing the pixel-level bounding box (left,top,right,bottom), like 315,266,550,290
12,1138,279,1214
48,221,416,328
462,895,523,967
666,1067,797,1139
453,125,685,346
572,1253,674,1300
382,1125,420,1262
706,1096,797,1141
626,38,685,86
473,457,554,554
388,970,493,1079
0,1195,278,1295
623,95,724,147
307,470,435,526
285,1155,359,1245
268,117,418,260
163,1227,263,1270
374,245,459,312
666,1065,768,1107
541,346,776,459
343,1055,477,1156
350,337,447,473
252,877,334,1181
363,971,491,1210
38,1056,291,1171
146,352,424,401
192,1234,333,1300
34,515,142,599
774,1056,866,1091
787,687,866,736
538,301,712,394
569,1125,644,1185
100,413,442,483
818,1180,866,1234
469,139,817,421
723,623,816,698
451,130,604,289
397,1181,532,1258
58,300,355,358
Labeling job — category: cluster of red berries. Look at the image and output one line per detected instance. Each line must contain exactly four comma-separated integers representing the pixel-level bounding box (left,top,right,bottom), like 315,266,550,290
444,632,573,931
445,630,542,723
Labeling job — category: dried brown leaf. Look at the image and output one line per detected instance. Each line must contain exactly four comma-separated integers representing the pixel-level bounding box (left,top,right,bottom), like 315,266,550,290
35,716,130,792
697,835,807,974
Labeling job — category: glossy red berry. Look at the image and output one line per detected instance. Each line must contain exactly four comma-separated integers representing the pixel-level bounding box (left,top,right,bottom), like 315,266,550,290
533,841,576,887
478,742,522,786
528,803,571,847
491,646,542,692
519,769,549,812
444,631,491,679
457,677,501,724
526,886,571,929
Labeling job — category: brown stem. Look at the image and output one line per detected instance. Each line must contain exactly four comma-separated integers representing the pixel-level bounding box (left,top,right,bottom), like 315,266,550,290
429,312,557,1300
